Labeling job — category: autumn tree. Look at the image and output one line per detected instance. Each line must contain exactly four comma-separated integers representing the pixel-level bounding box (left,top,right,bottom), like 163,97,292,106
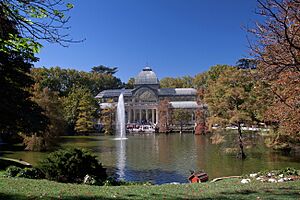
160,76,193,88
158,99,170,133
23,85,65,151
205,67,256,159
250,0,300,146
194,88,208,135
100,99,116,135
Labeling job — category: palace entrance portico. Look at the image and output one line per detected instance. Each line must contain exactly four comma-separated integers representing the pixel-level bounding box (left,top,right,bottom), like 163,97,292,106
126,103,159,124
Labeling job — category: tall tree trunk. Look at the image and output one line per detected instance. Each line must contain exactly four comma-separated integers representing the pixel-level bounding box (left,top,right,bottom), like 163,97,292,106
237,122,246,159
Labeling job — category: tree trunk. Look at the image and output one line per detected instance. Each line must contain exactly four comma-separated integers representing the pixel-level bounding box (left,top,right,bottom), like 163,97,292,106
237,122,246,159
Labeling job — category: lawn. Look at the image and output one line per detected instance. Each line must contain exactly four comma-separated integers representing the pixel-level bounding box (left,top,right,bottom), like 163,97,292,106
0,176,300,200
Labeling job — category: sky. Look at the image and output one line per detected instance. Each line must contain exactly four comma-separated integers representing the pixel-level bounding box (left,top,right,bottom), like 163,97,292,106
36,0,261,82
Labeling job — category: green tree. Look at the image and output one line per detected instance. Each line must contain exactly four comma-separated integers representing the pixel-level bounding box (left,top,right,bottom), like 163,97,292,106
172,109,192,133
0,0,75,45
31,67,123,96
125,77,135,89
91,65,118,75
63,87,98,133
0,9,48,141
205,67,255,159
75,89,98,133
236,58,257,69
0,0,74,146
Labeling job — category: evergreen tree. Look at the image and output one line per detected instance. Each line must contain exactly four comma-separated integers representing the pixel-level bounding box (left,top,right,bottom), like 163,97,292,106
63,87,98,133
75,89,97,133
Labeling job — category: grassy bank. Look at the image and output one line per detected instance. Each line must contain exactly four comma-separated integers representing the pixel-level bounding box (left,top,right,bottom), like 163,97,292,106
0,176,300,199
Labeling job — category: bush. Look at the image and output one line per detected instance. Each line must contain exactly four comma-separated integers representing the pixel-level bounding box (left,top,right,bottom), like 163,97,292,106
5,166,22,177
39,148,107,183
5,166,43,179
17,168,44,179
279,167,299,176
103,177,152,186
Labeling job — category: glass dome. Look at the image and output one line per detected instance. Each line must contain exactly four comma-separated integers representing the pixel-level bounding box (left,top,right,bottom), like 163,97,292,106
134,67,159,85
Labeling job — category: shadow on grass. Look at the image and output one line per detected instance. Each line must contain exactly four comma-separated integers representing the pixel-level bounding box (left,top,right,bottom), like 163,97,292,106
221,189,257,195
0,193,235,200
218,186,300,200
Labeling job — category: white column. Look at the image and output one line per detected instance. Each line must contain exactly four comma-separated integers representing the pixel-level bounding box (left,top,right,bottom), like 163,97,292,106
146,109,149,122
152,109,155,123
139,109,142,122
128,109,131,123
156,109,159,124
133,109,136,122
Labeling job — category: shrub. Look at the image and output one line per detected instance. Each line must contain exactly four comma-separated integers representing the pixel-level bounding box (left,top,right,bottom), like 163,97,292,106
5,166,22,177
103,177,152,186
39,148,107,183
17,168,44,179
279,167,299,176
5,166,44,179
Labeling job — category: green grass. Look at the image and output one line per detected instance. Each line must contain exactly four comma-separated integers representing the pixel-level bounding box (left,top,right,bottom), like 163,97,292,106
0,176,300,199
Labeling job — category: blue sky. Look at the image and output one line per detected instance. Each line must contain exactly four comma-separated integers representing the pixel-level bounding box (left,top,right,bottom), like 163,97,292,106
36,0,260,82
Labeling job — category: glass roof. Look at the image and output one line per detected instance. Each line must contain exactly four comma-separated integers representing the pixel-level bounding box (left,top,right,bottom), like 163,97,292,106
134,67,159,85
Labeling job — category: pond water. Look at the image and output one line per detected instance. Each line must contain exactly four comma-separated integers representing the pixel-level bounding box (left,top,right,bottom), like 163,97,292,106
1,133,300,184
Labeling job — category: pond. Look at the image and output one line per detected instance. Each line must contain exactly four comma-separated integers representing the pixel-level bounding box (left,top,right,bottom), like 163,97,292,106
1,133,300,184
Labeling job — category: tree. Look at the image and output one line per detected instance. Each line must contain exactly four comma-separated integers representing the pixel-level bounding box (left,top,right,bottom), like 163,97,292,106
125,77,135,89
100,99,116,135
250,0,300,146
62,87,98,133
0,0,75,45
0,9,48,141
160,76,193,88
194,88,208,135
236,58,257,69
0,0,75,146
204,67,255,159
23,85,66,151
75,89,98,133
193,72,208,89
31,67,123,96
158,99,170,133
91,65,118,75
172,109,192,133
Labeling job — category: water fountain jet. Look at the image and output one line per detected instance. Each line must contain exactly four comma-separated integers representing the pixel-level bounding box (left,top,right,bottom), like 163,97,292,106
114,92,127,140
